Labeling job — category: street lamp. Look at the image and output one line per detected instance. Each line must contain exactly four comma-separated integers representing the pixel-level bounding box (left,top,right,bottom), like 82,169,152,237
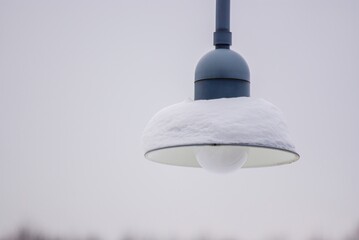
142,0,300,173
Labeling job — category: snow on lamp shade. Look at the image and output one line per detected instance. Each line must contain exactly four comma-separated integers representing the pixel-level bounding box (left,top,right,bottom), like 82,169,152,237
142,97,299,170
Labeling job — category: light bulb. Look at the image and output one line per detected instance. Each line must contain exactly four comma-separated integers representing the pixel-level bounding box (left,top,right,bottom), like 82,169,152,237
196,146,248,173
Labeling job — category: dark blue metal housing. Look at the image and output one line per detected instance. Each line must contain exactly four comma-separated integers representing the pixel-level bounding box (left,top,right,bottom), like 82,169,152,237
194,49,250,100
194,0,250,100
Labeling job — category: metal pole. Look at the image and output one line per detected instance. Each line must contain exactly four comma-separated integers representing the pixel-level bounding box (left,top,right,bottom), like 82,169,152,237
214,0,232,48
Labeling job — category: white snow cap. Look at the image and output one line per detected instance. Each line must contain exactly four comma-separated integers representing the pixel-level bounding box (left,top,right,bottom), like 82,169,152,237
142,97,299,168
143,97,295,151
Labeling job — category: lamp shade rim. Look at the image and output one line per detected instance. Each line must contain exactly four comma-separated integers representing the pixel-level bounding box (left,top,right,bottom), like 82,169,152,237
145,144,300,168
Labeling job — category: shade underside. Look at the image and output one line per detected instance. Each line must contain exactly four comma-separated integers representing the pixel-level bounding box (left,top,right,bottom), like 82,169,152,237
145,145,299,168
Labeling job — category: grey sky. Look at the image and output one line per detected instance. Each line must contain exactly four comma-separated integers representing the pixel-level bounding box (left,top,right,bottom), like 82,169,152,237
0,0,358,239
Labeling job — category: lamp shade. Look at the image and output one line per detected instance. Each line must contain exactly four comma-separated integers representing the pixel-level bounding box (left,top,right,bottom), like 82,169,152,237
142,97,299,168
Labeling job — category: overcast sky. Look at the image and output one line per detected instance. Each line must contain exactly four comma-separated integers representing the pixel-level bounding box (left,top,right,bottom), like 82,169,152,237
0,0,358,239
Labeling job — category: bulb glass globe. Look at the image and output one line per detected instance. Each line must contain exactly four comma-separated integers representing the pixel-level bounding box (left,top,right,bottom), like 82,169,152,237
195,146,248,173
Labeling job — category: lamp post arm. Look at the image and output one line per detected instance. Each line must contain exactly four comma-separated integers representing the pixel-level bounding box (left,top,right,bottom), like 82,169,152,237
214,0,232,48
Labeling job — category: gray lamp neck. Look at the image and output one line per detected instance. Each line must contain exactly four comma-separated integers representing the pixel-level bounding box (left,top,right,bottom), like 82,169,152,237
214,0,232,49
